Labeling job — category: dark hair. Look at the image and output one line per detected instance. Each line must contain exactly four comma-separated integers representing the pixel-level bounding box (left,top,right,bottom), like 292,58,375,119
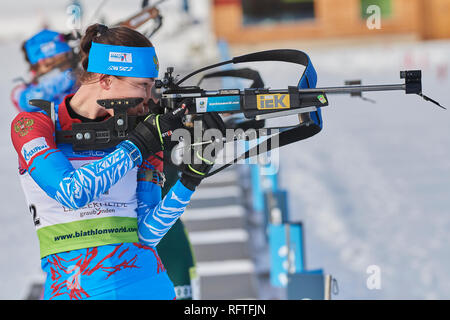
21,41,39,72
78,23,153,82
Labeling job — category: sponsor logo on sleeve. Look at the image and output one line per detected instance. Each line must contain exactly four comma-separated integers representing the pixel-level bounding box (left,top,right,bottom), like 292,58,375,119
21,137,50,164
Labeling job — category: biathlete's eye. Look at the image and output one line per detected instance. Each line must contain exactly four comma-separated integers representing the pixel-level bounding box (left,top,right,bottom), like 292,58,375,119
141,80,154,89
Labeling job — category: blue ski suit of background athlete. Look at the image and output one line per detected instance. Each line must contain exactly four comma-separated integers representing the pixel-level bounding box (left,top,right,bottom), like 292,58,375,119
16,69,77,112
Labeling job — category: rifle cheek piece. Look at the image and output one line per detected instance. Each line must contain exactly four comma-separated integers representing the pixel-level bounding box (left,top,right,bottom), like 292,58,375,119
31,98,146,151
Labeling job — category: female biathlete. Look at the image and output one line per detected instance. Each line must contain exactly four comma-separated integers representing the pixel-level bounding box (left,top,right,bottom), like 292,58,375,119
10,23,222,300
12,26,199,300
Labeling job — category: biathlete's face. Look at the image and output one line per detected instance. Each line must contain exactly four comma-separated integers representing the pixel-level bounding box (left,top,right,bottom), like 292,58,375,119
100,75,155,116
34,52,70,75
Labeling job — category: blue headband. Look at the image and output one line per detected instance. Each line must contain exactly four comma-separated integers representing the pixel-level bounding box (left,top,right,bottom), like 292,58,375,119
25,29,71,65
87,42,159,78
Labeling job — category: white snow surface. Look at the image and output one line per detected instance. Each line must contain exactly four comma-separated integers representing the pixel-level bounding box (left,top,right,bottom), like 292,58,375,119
0,0,449,300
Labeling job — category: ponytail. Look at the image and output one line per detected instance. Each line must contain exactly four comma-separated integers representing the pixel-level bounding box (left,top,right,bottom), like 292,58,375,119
79,24,109,71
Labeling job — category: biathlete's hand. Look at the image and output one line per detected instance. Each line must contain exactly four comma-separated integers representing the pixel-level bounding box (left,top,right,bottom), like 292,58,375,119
127,101,189,161
180,112,226,191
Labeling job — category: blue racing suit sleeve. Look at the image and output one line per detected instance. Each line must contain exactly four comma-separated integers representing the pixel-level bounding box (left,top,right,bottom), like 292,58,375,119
53,141,140,209
135,155,194,247
33,141,140,209
137,179,193,248
136,161,162,225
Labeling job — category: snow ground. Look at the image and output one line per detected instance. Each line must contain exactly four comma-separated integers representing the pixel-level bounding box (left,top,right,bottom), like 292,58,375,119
0,0,449,300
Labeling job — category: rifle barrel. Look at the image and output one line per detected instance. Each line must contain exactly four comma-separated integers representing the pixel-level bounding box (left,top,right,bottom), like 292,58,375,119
300,83,407,95
199,84,407,96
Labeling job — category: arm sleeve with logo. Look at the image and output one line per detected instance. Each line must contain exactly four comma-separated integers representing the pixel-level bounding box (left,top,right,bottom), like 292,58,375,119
11,111,141,210
136,156,194,248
